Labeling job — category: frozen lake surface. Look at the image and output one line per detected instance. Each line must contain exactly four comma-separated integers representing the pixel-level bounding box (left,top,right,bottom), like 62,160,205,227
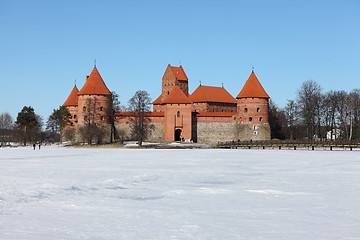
1,146,360,239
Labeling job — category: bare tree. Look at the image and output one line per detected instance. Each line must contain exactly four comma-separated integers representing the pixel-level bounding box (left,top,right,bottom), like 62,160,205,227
322,91,339,140
348,89,360,140
127,90,152,147
109,91,121,143
268,100,287,139
0,112,13,146
80,97,99,145
296,80,322,140
284,100,299,140
335,91,350,139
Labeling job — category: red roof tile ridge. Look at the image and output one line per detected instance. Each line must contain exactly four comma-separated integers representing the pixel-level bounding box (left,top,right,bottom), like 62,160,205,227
190,85,236,103
162,86,192,104
196,112,235,117
152,94,163,105
169,64,188,81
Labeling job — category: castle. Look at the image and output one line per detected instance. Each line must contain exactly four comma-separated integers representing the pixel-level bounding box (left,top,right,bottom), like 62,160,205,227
63,64,271,144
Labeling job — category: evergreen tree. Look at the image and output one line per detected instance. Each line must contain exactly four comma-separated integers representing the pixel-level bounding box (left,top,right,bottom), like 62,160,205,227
46,106,71,143
16,106,40,146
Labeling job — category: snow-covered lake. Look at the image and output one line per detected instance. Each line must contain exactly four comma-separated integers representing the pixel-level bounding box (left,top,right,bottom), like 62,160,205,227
1,146,359,239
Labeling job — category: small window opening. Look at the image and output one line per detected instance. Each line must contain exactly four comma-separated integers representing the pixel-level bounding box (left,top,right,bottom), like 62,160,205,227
244,108,248,112
249,117,253,122
257,108,260,112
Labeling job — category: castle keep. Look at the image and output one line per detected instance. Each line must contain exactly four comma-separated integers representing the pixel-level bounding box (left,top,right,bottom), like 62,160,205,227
63,64,271,144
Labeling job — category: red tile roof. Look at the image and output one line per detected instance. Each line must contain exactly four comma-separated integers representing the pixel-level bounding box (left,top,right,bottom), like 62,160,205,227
115,112,164,117
63,85,79,106
78,67,111,95
152,94,163,105
163,86,192,104
236,71,269,99
169,64,188,81
190,86,237,104
196,112,235,117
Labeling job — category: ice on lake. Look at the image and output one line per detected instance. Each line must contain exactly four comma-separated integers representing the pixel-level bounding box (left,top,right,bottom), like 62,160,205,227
1,146,360,239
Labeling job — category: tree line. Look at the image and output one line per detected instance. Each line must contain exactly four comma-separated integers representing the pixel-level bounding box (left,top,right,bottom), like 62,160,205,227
269,80,360,141
0,90,153,147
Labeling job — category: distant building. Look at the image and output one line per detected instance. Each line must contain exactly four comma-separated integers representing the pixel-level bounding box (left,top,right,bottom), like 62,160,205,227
63,64,271,144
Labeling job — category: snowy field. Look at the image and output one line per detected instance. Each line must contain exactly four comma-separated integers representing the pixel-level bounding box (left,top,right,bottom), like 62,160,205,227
1,146,360,240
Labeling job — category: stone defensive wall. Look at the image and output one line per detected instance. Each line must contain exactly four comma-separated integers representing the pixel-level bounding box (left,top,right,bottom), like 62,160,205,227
114,112,165,142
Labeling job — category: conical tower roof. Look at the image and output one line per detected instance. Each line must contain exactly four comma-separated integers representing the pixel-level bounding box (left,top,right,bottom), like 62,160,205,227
236,71,269,99
78,67,111,95
63,85,79,106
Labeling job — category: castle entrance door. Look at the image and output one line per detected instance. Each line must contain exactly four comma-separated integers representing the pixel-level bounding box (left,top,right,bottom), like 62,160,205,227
174,129,182,141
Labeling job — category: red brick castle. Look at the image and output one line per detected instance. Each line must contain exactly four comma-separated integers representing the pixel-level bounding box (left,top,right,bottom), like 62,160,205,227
63,64,271,144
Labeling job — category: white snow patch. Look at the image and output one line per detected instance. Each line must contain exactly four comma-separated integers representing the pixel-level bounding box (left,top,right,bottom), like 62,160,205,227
1,146,360,239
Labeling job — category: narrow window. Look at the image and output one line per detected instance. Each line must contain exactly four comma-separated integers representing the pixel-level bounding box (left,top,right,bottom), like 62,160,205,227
177,111,180,117
249,117,253,122
257,107,260,112
100,106,103,111
244,108,248,113
259,117,263,122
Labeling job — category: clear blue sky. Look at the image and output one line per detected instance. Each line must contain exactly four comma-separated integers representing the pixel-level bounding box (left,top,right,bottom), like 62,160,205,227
1,0,359,123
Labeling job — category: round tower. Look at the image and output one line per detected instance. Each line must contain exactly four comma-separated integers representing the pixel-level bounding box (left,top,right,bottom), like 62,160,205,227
236,70,271,141
77,67,112,126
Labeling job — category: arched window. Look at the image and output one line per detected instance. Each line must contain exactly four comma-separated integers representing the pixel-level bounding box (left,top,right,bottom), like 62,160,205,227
257,107,260,112
177,111,180,117
249,117,253,122
259,117,263,122
244,108,248,113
